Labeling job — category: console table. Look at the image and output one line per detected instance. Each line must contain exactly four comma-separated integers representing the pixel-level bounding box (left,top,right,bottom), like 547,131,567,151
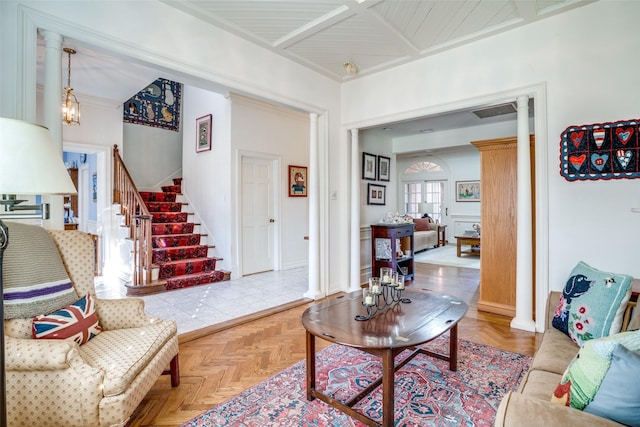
371,223,414,280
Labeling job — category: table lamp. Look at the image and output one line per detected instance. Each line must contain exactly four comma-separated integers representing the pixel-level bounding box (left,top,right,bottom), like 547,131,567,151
0,117,77,426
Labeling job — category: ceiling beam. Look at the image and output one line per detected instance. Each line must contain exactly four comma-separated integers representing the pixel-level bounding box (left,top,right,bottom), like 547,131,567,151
273,6,354,49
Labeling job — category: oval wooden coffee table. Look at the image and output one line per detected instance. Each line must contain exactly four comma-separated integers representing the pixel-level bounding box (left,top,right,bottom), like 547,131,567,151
302,290,467,427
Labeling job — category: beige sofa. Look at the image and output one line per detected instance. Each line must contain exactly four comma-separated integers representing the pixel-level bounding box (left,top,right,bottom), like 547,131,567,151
494,291,640,427
4,224,180,427
413,218,438,252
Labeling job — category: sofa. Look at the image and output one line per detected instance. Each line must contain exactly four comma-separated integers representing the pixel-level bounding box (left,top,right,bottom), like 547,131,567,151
494,290,640,427
413,217,438,252
3,223,180,427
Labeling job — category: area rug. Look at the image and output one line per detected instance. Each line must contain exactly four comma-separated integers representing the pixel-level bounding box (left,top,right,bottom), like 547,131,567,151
181,336,530,426
414,245,480,269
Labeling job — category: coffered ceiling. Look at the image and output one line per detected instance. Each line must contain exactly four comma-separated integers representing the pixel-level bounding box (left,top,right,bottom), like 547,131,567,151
160,0,594,80
37,0,594,136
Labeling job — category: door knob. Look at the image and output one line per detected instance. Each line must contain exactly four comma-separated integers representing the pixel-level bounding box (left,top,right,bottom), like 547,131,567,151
269,218,275,223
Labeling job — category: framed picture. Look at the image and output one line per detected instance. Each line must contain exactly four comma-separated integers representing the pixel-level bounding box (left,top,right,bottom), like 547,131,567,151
367,183,386,205
362,152,377,180
288,165,308,197
456,180,480,202
92,173,97,203
196,114,212,152
378,155,390,181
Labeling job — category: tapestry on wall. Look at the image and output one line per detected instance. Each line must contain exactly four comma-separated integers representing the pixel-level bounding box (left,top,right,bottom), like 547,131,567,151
560,118,640,181
123,78,181,132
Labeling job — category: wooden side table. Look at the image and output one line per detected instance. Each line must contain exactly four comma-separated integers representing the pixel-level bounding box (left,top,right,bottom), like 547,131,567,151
436,224,447,247
456,235,480,257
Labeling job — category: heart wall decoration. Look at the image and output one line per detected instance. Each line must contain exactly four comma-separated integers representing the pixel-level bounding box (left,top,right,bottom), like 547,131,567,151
560,118,640,181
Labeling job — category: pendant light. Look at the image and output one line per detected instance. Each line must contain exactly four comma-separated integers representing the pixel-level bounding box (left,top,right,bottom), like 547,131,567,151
62,47,80,126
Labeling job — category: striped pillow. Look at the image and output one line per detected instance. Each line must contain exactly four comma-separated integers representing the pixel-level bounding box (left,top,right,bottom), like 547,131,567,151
3,222,78,319
32,293,102,345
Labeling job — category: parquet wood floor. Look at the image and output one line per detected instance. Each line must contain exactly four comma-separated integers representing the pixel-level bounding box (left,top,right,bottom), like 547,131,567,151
128,263,541,426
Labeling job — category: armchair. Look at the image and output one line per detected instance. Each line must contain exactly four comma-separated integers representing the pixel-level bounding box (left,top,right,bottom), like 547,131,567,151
3,223,179,427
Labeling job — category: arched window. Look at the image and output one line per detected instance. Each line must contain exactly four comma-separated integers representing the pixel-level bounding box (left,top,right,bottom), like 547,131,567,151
403,161,445,221
404,161,443,174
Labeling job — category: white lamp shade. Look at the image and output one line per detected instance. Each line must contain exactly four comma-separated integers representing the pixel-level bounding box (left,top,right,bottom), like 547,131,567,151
0,118,77,195
419,202,434,214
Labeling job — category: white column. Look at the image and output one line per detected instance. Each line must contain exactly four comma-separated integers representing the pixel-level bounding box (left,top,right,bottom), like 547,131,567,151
349,129,362,293
304,113,323,299
41,30,65,230
511,96,536,332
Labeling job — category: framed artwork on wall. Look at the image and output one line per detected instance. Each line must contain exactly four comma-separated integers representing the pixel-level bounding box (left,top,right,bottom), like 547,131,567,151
288,165,308,197
378,155,390,181
367,183,386,205
362,152,377,180
196,114,212,152
456,180,480,202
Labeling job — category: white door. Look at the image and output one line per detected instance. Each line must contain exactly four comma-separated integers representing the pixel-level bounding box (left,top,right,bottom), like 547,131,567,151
241,157,275,275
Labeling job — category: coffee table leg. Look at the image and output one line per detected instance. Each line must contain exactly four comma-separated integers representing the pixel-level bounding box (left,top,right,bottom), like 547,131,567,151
449,323,458,371
306,331,316,400
382,349,395,427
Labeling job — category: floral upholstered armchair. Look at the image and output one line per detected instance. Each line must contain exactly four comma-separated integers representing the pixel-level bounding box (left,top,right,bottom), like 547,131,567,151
3,222,180,427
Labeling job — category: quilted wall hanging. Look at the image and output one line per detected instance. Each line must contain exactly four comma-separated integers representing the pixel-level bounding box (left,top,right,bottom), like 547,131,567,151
123,78,181,131
560,118,639,181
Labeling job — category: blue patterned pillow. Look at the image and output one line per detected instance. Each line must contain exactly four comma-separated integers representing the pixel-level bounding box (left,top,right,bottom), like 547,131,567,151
552,261,632,346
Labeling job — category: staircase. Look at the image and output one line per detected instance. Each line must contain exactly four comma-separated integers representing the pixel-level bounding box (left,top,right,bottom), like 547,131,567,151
140,178,229,291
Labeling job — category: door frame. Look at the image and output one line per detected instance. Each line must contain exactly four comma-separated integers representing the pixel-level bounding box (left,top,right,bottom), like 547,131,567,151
236,150,281,277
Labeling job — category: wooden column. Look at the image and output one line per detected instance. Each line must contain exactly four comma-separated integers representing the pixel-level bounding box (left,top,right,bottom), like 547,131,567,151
471,135,535,318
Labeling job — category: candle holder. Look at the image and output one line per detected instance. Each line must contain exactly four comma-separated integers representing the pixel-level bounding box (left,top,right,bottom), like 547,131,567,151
355,272,411,321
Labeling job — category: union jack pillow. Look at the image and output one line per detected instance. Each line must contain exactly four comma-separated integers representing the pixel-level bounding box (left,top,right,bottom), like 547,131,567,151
32,293,102,345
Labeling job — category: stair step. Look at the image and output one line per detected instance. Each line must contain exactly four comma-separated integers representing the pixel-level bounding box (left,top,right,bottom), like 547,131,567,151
165,270,227,291
140,192,177,203
146,202,185,213
152,223,195,235
162,185,182,193
158,257,219,279
153,245,209,263
152,234,202,248
151,212,188,223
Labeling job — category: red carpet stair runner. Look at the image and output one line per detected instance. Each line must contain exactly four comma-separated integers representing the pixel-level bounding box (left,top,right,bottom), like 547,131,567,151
140,178,229,291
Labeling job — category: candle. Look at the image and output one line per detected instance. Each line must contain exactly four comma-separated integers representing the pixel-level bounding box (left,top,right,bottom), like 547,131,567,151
382,274,389,283
365,295,373,305
372,285,380,294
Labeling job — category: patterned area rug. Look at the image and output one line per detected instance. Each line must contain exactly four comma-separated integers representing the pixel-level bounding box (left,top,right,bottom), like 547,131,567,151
414,245,480,269
182,336,530,426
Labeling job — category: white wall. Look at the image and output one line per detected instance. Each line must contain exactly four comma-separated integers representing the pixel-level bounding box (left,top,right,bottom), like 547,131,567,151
359,130,395,225
181,85,231,271
123,122,183,189
1,0,345,296
230,94,310,272
343,0,640,295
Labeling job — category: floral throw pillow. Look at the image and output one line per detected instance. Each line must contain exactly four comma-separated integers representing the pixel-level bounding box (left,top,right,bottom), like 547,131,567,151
552,261,632,346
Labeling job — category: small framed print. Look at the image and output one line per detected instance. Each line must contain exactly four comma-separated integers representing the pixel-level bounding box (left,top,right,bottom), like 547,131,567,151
362,152,377,180
288,165,308,197
196,114,212,152
456,180,480,202
378,155,390,181
367,183,386,205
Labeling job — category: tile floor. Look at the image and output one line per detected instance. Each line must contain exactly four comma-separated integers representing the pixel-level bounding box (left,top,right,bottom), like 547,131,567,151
95,267,309,335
